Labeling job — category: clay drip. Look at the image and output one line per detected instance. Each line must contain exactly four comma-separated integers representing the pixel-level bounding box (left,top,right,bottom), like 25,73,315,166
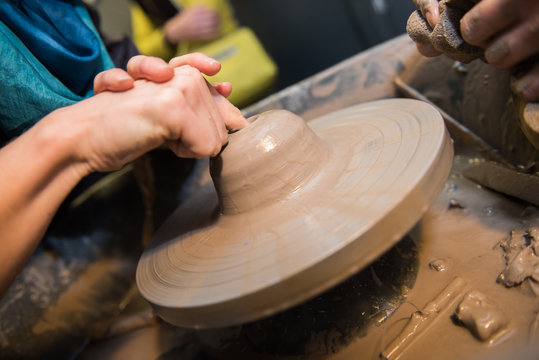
210,110,331,215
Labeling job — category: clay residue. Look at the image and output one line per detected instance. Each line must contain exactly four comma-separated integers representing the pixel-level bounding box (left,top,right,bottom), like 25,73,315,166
454,290,509,342
382,277,468,360
497,227,539,294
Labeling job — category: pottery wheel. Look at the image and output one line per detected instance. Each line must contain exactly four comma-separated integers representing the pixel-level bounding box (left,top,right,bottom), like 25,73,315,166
136,99,454,328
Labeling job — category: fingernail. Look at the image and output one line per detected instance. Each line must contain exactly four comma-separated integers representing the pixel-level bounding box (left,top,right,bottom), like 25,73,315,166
156,62,170,69
513,77,534,100
117,75,131,82
461,12,479,43
485,40,509,65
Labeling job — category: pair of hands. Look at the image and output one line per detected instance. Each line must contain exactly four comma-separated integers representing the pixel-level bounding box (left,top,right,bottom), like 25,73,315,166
163,5,220,46
81,53,248,174
412,0,539,101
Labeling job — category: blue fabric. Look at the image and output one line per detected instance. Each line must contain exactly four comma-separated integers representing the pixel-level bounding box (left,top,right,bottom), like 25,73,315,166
0,0,114,138
0,0,101,95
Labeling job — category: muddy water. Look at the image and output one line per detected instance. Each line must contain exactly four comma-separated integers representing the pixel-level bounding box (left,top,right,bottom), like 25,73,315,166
331,154,539,360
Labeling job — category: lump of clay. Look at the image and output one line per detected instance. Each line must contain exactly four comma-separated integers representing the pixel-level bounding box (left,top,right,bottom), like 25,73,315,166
497,228,539,292
454,291,509,342
407,0,483,63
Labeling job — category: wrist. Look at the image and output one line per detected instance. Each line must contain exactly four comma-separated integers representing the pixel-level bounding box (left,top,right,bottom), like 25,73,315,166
38,106,94,182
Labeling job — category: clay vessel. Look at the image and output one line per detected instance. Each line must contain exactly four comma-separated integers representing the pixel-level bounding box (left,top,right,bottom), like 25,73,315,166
136,99,454,328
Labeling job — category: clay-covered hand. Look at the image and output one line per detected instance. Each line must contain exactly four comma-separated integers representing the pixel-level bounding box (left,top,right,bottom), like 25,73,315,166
93,53,233,97
73,63,248,173
163,5,220,46
412,0,539,101
459,0,539,101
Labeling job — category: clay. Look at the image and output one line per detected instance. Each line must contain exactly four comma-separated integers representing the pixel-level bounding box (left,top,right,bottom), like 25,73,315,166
382,277,468,359
406,0,483,63
80,37,539,358
454,290,509,342
429,258,448,272
497,227,539,291
136,99,453,329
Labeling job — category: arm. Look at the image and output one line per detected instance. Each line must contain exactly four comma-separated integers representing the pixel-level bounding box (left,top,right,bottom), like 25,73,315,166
0,61,247,296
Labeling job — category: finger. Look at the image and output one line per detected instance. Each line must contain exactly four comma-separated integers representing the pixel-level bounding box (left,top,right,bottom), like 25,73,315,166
416,42,443,57
511,63,539,102
211,81,233,98
209,89,249,130
461,0,519,47
165,139,199,159
126,55,174,83
413,0,440,27
93,68,134,94
485,21,539,69
169,52,222,76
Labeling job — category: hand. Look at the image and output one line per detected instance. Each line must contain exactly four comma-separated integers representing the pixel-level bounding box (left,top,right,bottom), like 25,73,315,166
163,5,220,45
73,63,248,173
459,0,539,101
94,53,233,98
412,0,539,101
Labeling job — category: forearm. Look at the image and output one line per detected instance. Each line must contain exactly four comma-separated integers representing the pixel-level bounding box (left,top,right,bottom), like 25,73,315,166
0,108,90,295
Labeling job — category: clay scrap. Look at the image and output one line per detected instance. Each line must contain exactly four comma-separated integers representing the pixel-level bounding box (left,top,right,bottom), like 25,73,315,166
497,228,539,295
454,290,509,343
406,0,483,63
382,277,468,360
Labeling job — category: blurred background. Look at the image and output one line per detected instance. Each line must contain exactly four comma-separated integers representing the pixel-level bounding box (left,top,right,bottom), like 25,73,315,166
87,0,416,91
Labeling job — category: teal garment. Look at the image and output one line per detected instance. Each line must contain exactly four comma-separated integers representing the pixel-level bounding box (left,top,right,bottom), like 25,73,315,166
0,1,115,139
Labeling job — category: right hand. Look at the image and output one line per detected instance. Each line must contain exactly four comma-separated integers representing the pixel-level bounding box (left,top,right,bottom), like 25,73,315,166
164,5,220,45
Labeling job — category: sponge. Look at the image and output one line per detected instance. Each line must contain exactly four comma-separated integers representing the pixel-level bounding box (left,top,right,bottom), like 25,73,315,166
407,0,483,63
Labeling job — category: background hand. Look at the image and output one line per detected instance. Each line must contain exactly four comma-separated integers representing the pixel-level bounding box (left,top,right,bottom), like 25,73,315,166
163,5,220,45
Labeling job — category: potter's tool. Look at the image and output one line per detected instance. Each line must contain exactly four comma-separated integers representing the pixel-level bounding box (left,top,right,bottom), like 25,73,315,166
463,161,539,207
136,99,453,328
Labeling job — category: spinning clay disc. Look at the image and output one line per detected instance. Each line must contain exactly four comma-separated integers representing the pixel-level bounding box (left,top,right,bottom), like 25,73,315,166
136,99,454,328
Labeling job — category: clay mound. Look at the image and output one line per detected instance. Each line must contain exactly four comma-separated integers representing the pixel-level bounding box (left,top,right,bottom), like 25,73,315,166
407,0,483,63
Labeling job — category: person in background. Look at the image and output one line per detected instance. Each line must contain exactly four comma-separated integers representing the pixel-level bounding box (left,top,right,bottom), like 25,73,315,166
131,0,238,61
412,0,539,102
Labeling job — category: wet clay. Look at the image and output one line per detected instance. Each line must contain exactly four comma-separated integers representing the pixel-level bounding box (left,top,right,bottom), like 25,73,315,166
498,227,539,293
136,99,453,329
331,155,539,360
407,0,483,63
454,290,509,342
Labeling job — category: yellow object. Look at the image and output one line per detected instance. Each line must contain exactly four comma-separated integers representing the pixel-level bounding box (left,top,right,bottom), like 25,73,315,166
195,27,278,107
131,0,277,107
131,0,238,61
